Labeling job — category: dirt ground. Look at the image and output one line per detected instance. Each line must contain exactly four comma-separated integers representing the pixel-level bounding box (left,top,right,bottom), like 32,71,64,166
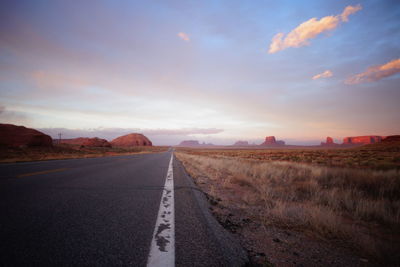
176,154,387,266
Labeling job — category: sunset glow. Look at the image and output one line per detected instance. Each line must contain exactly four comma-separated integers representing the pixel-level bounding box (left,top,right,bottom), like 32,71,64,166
1,0,399,145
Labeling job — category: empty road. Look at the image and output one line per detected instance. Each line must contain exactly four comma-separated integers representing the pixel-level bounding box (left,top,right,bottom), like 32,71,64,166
0,150,247,266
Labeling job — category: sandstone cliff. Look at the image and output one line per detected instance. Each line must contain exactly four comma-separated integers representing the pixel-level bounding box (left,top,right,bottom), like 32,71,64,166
111,133,152,147
0,123,53,148
343,136,382,145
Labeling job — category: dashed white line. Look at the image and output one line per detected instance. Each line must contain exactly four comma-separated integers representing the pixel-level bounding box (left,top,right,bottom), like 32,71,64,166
147,154,175,267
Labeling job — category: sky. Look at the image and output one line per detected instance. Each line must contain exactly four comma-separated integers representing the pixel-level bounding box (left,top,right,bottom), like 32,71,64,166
1,0,399,145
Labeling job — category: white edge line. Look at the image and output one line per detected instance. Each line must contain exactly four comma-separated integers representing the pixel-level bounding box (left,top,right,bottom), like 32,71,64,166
147,154,175,267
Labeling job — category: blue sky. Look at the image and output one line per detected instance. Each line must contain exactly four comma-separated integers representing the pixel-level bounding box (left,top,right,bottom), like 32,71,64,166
1,0,399,145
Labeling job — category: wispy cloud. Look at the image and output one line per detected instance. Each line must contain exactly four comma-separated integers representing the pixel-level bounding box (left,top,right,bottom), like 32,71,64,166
39,127,224,140
177,32,190,42
345,58,400,84
312,70,333,80
341,5,362,22
0,106,30,125
268,4,362,54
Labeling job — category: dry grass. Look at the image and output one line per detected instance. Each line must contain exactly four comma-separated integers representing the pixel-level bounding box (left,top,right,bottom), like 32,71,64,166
176,143,400,170
175,151,400,264
0,145,168,163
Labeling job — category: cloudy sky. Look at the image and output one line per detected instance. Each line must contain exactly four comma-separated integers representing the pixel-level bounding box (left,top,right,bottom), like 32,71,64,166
1,0,399,145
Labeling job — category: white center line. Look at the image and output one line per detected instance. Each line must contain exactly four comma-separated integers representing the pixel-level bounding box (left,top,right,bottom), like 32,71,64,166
147,154,175,267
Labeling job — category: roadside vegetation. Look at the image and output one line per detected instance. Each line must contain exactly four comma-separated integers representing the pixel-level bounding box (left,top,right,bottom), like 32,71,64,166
177,143,400,170
175,145,400,265
0,145,168,163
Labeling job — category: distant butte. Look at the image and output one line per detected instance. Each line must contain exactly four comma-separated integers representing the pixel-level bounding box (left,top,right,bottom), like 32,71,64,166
179,140,200,146
233,141,249,146
320,136,339,147
343,135,383,145
260,136,285,146
178,140,214,147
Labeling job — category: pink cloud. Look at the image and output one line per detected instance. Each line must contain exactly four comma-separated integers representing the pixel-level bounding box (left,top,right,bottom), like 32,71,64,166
312,70,333,80
345,58,400,84
177,32,190,42
341,4,362,22
268,4,362,54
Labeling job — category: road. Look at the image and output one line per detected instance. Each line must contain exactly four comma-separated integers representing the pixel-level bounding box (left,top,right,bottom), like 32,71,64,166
0,150,247,266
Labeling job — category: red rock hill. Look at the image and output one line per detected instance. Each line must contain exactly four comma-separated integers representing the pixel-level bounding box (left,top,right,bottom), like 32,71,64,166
111,133,152,147
382,135,400,142
82,138,111,147
0,123,52,148
60,138,90,145
343,136,383,145
60,137,111,147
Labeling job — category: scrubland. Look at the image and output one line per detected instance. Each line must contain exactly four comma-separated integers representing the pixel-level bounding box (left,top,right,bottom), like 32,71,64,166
178,143,400,170
175,145,400,265
0,145,168,163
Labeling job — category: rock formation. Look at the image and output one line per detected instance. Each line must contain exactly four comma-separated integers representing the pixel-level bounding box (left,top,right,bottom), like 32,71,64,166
233,141,249,146
0,123,53,148
81,137,111,147
178,140,200,147
326,137,334,144
260,136,285,146
60,137,111,147
111,133,152,147
343,136,383,145
60,138,89,146
263,136,276,145
382,135,400,142
320,136,338,146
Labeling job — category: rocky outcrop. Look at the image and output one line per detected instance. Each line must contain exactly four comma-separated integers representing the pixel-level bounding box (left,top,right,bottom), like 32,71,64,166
0,123,53,148
179,140,200,147
111,133,152,147
82,137,111,147
260,136,285,146
320,136,338,147
60,138,89,146
343,136,383,145
61,137,111,147
233,141,249,146
382,135,400,142
263,136,276,145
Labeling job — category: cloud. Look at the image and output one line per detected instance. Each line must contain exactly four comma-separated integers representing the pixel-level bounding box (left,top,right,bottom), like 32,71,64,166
341,5,362,22
39,127,224,140
312,70,333,80
268,4,362,53
0,106,30,125
144,128,223,135
345,58,400,84
177,32,190,41
30,70,88,91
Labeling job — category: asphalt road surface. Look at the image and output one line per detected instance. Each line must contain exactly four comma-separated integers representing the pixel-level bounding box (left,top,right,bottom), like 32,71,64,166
0,150,247,266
